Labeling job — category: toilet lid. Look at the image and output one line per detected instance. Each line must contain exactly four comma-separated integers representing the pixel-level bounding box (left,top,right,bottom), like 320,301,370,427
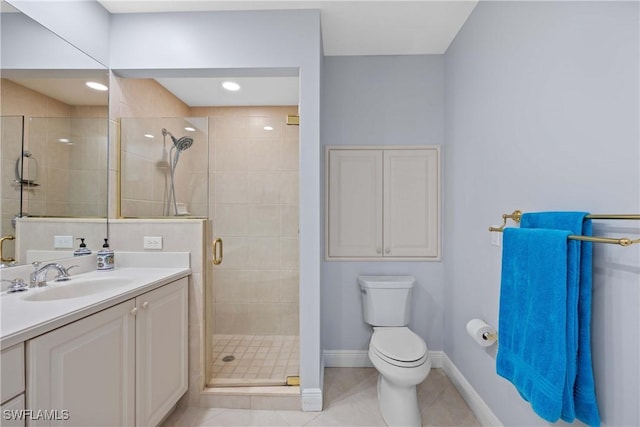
370,327,427,365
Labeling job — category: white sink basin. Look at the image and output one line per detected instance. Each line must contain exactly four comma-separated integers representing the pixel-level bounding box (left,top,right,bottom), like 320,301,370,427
22,277,132,302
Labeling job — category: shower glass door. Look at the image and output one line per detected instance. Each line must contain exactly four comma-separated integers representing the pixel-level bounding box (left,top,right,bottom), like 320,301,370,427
208,106,299,387
119,117,208,218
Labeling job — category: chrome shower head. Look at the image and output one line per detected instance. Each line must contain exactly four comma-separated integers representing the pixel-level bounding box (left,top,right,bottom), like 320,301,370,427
161,128,193,151
174,136,194,151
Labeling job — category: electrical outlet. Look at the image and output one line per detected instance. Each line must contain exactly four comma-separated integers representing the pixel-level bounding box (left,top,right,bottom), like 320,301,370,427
143,236,163,250
54,235,73,249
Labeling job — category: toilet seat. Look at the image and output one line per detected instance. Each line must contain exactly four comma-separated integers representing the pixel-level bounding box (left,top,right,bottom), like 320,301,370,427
370,327,428,368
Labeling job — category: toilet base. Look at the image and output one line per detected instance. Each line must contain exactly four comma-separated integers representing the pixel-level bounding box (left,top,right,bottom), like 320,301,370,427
377,374,421,427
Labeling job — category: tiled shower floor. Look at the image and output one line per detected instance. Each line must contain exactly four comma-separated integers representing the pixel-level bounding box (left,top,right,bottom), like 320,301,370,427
208,334,299,387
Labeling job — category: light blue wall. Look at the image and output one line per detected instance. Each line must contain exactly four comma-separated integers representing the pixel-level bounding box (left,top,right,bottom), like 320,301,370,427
321,55,445,352
7,0,110,66
444,2,639,425
1,12,105,70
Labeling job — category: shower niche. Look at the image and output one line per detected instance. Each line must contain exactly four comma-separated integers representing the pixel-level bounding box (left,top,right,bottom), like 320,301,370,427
119,117,208,218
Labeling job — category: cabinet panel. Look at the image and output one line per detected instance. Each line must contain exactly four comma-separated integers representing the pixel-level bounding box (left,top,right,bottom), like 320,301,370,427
384,149,439,257
1,343,24,403
135,278,188,427
27,300,136,427
328,149,383,257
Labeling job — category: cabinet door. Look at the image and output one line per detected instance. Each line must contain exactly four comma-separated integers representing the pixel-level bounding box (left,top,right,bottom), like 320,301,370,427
135,278,188,427
27,300,136,427
328,149,383,257
384,149,439,257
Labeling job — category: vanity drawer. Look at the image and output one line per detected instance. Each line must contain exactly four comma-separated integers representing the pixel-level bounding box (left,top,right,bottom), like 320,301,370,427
0,394,25,427
1,343,25,403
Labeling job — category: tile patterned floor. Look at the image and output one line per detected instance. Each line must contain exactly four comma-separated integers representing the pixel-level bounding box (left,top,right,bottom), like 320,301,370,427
209,335,300,387
165,367,481,426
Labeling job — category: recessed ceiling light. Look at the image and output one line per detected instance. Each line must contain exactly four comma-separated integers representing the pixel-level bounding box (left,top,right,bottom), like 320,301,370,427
184,127,195,132
86,81,108,91
222,81,240,91
263,126,274,131
144,134,154,138
58,138,72,144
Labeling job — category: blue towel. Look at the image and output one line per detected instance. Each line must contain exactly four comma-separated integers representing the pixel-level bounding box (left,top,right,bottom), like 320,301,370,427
497,227,572,423
521,212,600,427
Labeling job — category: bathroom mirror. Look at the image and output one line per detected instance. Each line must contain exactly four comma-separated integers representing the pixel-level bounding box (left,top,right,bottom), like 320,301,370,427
0,6,109,266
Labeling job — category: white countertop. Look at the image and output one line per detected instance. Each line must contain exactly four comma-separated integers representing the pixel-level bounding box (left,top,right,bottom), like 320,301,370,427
1,267,190,349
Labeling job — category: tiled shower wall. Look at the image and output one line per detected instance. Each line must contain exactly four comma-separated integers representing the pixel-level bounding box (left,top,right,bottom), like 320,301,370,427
27,116,108,217
194,106,300,336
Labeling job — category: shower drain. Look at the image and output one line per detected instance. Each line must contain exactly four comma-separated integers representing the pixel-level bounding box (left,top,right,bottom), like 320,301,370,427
222,355,235,362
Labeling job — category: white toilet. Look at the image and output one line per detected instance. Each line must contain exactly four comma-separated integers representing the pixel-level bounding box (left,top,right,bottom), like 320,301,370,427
359,275,431,427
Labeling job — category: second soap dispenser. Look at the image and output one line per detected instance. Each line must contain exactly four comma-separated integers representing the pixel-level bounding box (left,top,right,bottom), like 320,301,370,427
97,238,115,271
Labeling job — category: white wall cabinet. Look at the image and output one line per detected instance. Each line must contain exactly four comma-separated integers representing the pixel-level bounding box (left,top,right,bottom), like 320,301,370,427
327,147,440,260
26,278,188,427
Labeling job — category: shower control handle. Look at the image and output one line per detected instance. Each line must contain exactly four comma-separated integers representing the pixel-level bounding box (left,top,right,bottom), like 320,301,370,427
212,237,223,265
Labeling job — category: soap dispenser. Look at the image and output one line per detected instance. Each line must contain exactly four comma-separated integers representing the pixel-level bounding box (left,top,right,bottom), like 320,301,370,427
74,238,92,256
97,238,114,271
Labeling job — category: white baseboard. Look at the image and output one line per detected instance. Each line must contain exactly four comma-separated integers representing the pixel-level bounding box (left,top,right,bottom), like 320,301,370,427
323,350,372,367
322,350,501,426
301,388,323,412
441,353,503,427
428,350,444,368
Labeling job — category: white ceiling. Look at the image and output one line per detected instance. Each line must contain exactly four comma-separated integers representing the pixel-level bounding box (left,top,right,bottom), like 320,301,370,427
99,1,478,56
101,1,477,107
155,76,300,107
9,1,478,107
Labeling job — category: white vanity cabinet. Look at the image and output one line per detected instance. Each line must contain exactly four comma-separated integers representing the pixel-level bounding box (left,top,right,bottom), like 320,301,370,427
327,146,440,260
26,278,188,427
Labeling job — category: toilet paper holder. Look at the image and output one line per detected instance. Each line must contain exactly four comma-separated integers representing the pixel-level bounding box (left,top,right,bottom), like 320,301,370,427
482,331,497,342
466,318,498,347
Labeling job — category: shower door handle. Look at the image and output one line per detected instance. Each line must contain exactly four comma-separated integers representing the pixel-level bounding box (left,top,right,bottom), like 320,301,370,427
212,237,223,265
0,235,15,263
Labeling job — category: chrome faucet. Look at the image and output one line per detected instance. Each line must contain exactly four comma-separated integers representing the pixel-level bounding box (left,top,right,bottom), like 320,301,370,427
30,262,77,287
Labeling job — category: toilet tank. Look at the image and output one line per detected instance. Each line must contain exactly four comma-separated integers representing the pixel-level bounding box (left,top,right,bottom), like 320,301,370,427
358,276,415,326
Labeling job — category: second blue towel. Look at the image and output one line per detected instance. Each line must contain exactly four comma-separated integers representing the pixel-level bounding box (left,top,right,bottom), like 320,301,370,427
521,212,600,427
